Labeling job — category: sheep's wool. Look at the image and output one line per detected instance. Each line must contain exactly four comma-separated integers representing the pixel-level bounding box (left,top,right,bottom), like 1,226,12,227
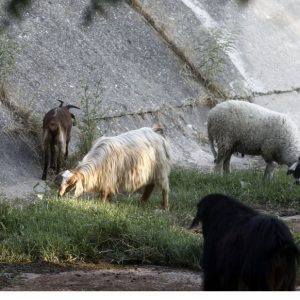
208,100,300,177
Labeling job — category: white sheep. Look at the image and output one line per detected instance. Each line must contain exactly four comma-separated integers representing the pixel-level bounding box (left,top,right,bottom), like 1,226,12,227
207,100,300,178
58,126,171,209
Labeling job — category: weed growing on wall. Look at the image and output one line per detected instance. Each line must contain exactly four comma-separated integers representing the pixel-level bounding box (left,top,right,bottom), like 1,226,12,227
195,28,235,97
78,81,103,156
0,31,16,83
65,81,103,169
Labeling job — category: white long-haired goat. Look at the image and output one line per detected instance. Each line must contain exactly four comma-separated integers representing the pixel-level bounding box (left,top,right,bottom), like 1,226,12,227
58,126,171,209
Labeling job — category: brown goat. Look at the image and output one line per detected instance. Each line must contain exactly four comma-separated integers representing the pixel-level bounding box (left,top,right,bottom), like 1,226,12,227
42,102,80,180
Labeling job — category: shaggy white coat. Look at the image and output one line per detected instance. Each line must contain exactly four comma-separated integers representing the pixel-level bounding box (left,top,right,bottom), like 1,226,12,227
208,100,300,178
59,127,171,208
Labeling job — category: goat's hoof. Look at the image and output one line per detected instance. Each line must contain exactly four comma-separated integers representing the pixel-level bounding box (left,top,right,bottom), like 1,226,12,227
42,175,47,181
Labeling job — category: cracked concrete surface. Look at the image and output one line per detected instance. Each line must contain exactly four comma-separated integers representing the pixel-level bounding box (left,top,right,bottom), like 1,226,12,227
0,0,300,200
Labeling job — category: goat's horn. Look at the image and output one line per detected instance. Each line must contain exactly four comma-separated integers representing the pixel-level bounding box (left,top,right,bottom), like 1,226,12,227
57,100,64,107
65,104,80,110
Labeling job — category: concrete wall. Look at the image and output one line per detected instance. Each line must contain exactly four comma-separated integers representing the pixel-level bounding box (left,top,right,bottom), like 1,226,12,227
1,0,299,199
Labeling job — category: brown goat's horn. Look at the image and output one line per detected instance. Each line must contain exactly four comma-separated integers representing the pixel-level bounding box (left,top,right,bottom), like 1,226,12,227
65,104,80,110
57,100,64,107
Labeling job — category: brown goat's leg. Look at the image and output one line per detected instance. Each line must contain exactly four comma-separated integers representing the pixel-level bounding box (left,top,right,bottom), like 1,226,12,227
56,145,62,175
162,189,169,210
42,146,50,180
141,183,155,203
64,141,69,160
50,143,56,169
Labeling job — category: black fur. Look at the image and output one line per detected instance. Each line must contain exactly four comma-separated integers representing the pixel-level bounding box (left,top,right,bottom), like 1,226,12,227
190,194,299,291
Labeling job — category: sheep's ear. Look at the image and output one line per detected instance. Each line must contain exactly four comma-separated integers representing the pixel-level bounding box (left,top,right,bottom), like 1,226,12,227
288,161,298,173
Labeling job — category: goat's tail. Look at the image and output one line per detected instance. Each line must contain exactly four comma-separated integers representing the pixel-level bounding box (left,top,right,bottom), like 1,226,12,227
152,123,165,136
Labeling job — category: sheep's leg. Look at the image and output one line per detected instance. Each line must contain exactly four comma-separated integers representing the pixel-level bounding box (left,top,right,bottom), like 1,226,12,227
223,154,232,174
214,161,224,175
264,161,276,180
50,143,56,169
214,144,232,175
214,155,225,175
141,183,155,203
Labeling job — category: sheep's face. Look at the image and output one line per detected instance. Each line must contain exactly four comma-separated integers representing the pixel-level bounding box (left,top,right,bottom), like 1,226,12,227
287,159,300,185
58,170,84,197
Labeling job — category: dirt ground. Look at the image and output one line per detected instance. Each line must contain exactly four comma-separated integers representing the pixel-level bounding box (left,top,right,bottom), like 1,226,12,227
0,263,202,291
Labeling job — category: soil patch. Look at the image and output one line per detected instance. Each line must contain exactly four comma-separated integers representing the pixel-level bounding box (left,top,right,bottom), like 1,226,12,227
0,262,202,291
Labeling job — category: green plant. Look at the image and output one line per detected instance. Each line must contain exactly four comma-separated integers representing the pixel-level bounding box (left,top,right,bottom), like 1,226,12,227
79,81,103,155
65,81,103,169
0,31,16,83
195,28,236,97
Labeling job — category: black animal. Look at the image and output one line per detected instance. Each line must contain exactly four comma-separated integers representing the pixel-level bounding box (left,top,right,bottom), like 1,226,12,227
190,194,299,291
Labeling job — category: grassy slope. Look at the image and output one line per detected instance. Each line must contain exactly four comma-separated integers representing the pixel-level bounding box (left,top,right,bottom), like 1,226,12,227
0,168,299,276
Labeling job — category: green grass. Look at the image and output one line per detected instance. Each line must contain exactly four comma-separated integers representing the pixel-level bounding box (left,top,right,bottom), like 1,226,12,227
169,167,300,220
0,167,299,277
0,196,201,268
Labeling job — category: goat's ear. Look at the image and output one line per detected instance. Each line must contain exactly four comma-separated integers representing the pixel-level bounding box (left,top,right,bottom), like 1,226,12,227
74,174,84,198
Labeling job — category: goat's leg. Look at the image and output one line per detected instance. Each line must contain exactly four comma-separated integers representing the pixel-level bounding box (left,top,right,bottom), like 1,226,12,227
100,191,108,203
162,188,169,210
158,178,169,210
42,145,50,180
107,193,113,202
50,143,56,169
64,140,69,160
141,183,155,204
56,144,63,175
